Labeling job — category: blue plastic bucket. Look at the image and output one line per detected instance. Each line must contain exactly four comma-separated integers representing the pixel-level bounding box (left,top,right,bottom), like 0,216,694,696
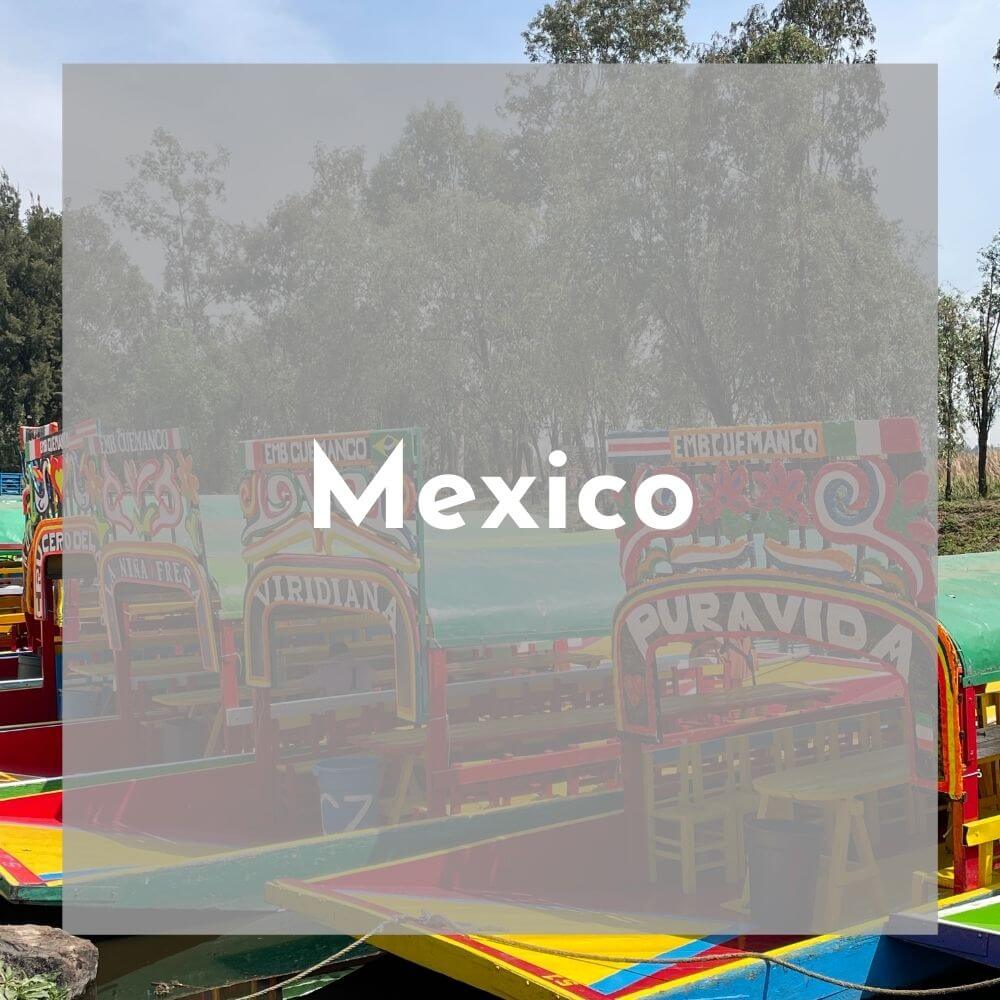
314,755,384,833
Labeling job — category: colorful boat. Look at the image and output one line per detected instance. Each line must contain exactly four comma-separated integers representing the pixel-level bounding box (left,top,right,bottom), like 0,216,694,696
10,417,1000,996
259,420,994,997
1,425,630,912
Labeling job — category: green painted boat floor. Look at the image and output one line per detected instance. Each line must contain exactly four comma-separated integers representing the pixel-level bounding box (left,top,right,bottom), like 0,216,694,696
942,898,1000,932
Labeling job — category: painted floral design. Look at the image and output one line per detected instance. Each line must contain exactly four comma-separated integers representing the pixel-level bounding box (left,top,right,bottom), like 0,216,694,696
697,462,750,526
752,460,810,527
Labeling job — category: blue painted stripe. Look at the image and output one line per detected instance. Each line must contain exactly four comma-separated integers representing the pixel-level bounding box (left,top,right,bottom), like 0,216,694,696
587,937,726,995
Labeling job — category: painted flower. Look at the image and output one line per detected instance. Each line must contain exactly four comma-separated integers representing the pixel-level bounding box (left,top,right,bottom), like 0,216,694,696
752,460,810,526
698,462,750,526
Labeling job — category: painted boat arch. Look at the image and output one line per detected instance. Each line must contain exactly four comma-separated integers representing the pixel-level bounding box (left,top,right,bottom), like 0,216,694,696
240,428,427,722
24,518,62,622
243,553,423,722
97,540,222,673
612,569,936,763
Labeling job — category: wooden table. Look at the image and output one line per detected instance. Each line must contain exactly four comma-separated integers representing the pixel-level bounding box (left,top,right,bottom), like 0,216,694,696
753,744,908,924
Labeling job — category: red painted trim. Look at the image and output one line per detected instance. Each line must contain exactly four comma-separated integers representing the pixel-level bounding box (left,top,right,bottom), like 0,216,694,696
451,934,607,1000
0,845,43,886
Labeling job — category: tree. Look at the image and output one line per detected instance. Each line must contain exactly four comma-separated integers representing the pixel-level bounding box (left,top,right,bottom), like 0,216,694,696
95,130,243,488
938,290,972,500
965,235,1000,498
994,37,999,96
101,127,231,340
699,0,877,64
0,173,61,466
523,0,688,63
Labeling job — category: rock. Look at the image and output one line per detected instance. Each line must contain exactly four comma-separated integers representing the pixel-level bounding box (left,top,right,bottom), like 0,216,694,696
0,925,98,998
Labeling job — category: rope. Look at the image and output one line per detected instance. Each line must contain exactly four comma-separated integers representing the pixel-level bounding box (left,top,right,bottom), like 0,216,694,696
473,933,1000,997
155,919,393,1000
153,913,1000,998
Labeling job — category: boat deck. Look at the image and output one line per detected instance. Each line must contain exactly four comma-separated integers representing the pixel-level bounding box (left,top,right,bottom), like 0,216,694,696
893,891,1000,969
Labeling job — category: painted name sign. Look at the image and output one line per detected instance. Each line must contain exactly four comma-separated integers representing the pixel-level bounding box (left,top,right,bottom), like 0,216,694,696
246,432,375,470
249,570,399,634
98,428,181,456
109,554,197,592
623,584,919,679
671,423,824,463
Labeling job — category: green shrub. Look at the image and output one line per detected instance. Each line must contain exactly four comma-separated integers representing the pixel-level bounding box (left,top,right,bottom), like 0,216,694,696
0,962,67,1000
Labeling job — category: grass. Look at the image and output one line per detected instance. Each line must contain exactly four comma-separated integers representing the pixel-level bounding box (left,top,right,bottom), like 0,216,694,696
940,449,1000,555
939,498,1000,555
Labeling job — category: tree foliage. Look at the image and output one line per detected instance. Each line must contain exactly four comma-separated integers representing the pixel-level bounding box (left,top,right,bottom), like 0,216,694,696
523,0,689,63
64,62,929,493
938,290,973,500
966,235,1000,497
0,173,61,467
698,0,877,64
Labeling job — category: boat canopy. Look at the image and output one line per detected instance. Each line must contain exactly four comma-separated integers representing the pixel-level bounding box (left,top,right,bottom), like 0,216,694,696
198,495,624,644
423,520,621,648
0,499,23,548
939,551,1000,688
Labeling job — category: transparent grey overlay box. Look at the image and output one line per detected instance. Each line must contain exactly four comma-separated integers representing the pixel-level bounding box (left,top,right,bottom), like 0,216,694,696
62,65,937,936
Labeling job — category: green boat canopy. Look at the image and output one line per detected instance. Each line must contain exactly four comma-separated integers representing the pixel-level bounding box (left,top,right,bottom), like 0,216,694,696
0,499,23,548
938,551,1000,688
199,495,623,646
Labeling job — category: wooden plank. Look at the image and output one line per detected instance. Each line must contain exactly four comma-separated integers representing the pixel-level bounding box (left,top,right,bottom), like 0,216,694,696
978,725,1000,764
274,612,383,632
657,683,832,723
965,814,1000,847
69,655,208,680
153,687,250,710
356,705,616,755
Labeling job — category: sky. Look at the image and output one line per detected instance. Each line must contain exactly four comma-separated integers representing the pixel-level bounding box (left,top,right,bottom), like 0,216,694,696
0,0,997,293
